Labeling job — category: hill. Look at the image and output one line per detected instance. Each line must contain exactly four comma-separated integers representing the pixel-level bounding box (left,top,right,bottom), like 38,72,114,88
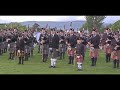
20,20,86,30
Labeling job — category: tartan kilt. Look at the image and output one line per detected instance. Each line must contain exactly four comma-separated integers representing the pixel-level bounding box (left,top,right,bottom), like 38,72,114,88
89,48,99,58
4,42,8,49
101,40,106,46
52,48,58,58
9,48,14,53
40,44,43,51
24,45,29,54
0,43,2,49
17,51,24,57
117,50,120,60
76,55,83,62
111,51,118,60
59,44,65,53
43,44,49,54
2,42,5,49
1,42,4,49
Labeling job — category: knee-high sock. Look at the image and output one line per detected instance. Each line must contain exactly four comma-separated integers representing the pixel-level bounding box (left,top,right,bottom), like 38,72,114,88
94,57,97,66
117,60,119,68
50,58,54,66
91,57,94,66
113,60,117,68
108,54,111,62
53,59,57,66
77,62,82,69
78,64,80,69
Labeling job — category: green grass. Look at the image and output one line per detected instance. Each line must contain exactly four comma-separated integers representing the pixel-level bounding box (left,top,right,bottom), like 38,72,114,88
0,46,120,74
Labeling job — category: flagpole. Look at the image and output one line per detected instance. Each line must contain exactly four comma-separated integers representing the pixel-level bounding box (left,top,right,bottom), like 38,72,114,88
70,22,72,29
64,25,65,30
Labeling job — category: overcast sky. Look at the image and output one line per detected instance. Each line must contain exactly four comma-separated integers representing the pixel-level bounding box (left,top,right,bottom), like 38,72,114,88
0,16,120,23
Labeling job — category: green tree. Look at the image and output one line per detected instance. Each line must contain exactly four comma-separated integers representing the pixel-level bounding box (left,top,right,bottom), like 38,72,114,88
111,20,120,31
81,16,106,32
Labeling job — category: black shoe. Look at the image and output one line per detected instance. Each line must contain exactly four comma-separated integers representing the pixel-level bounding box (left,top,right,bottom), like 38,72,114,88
49,66,53,68
77,69,82,71
68,63,71,64
80,69,82,71
53,66,56,68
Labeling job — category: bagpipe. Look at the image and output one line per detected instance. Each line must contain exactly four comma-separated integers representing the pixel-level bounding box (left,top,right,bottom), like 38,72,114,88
17,50,24,57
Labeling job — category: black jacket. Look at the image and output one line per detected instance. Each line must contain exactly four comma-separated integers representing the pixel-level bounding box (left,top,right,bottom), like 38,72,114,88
51,34,59,49
90,35,100,49
76,43,85,55
68,34,77,48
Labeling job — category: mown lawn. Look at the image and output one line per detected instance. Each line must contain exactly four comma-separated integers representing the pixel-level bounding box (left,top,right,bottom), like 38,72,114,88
0,46,120,74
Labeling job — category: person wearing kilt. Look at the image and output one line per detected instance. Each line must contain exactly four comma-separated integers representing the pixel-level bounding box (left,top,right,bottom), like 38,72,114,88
101,28,111,49
40,36,49,62
9,42,15,60
59,33,66,60
24,37,29,61
0,35,2,55
17,36,25,65
88,29,100,66
66,28,77,64
24,45,29,61
103,39,112,63
17,50,24,65
111,44,120,68
75,38,84,71
49,30,59,68
67,45,75,64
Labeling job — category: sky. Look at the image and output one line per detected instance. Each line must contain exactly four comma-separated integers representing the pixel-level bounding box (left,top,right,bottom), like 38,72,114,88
0,16,120,23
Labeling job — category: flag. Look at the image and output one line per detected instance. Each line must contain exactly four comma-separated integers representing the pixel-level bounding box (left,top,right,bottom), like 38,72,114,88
64,25,65,30
28,24,29,30
70,22,72,28
33,32,41,43
46,24,48,29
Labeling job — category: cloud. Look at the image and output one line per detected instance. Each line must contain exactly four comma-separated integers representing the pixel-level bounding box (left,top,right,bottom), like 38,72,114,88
0,16,85,22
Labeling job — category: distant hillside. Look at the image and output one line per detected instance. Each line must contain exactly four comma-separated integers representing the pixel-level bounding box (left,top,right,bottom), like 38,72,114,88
20,20,86,30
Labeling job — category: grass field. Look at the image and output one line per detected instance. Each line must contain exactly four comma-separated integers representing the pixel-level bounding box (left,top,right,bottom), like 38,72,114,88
0,46,120,74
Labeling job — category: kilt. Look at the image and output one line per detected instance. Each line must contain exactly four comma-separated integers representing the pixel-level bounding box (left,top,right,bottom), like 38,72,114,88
89,47,99,58
0,43,2,49
59,44,65,53
117,50,120,60
24,45,29,54
17,51,24,57
76,55,83,63
52,48,58,58
43,44,49,54
9,42,16,53
4,42,8,49
2,42,5,49
1,42,4,49
111,51,118,60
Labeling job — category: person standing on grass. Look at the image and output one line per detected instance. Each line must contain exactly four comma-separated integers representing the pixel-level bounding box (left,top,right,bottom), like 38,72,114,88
49,29,59,68
101,28,111,49
111,43,120,68
103,36,112,63
67,45,75,64
66,28,77,64
40,35,49,62
75,38,85,71
17,36,25,65
59,30,66,60
88,29,100,66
